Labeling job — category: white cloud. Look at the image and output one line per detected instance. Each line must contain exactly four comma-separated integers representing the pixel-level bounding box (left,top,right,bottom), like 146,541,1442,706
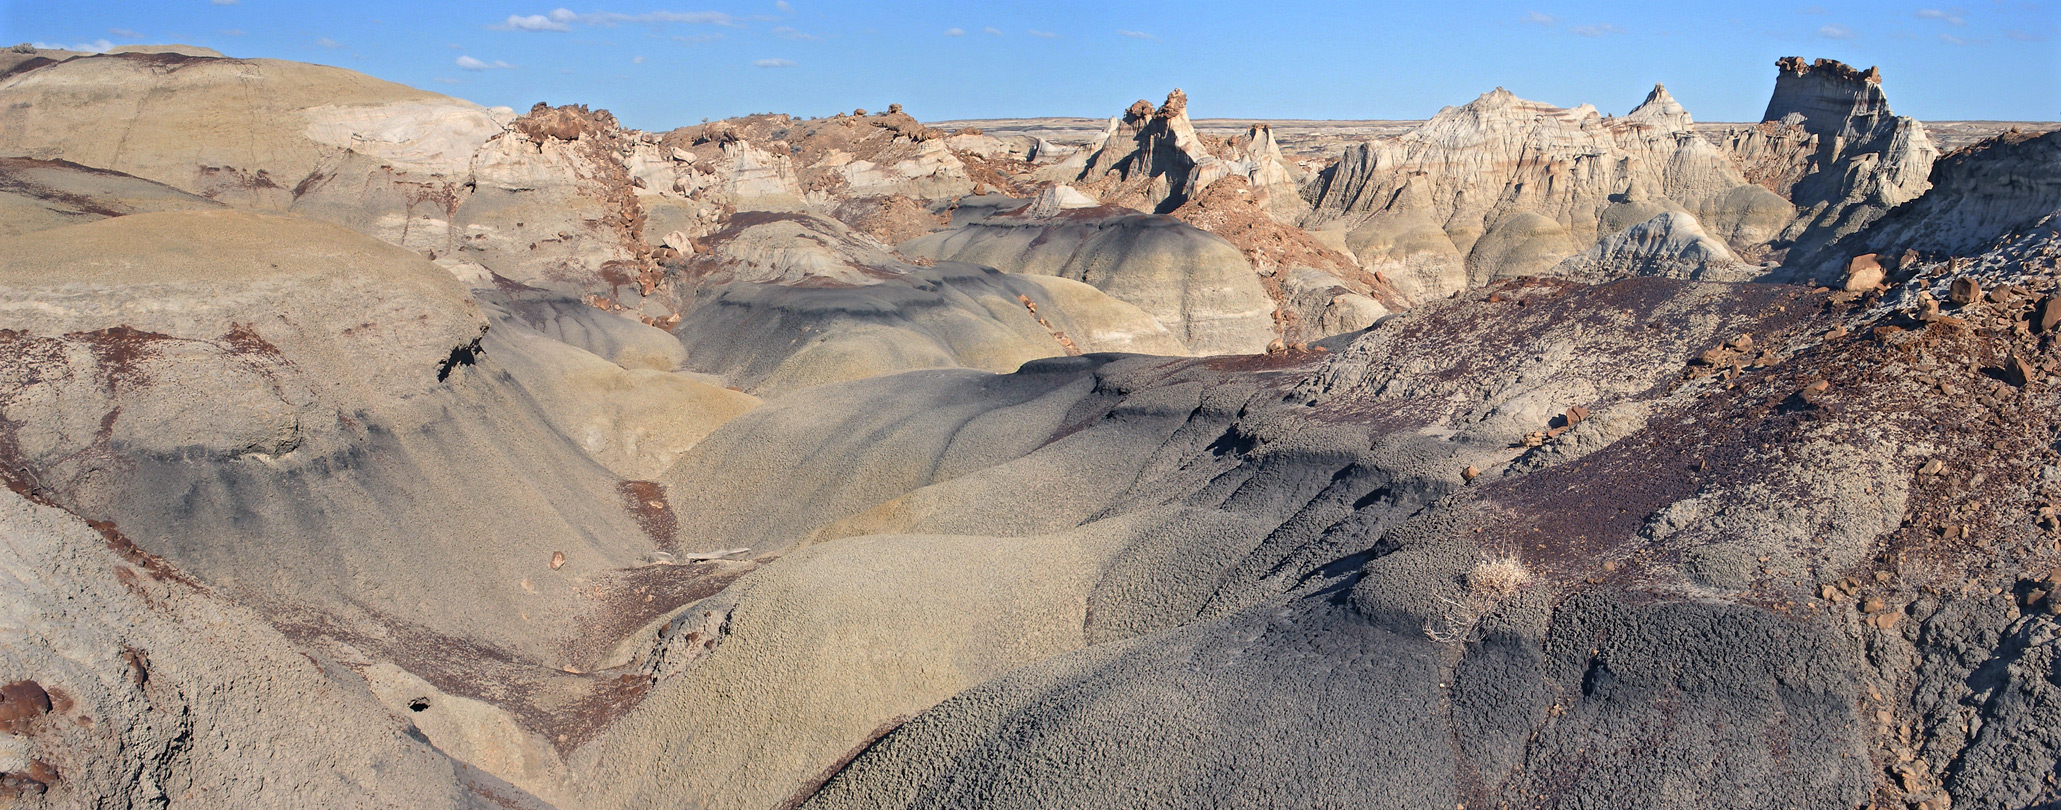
1818,23,1856,39
455,55,515,69
316,37,342,48
1522,11,1558,26
586,9,738,26
1117,30,1157,40
775,0,792,11
983,27,1003,35
500,14,570,31
32,39,114,52
753,57,795,67
499,8,743,31
1027,29,1057,38
1916,8,1967,25
944,27,965,36
772,26,818,39
632,54,646,63
1570,23,1624,36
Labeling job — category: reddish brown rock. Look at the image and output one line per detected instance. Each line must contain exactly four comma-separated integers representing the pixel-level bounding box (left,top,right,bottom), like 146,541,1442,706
2004,355,2035,387
1949,276,1980,305
1843,253,1884,292
0,680,51,733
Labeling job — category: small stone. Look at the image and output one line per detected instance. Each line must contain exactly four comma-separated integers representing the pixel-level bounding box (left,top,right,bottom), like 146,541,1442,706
1725,333,1754,351
1862,597,1888,613
1897,247,1921,270
1461,466,1481,482
1919,459,1944,476
1824,325,1849,340
1873,611,1902,629
549,551,566,570
2039,296,2061,332
1601,560,1620,573
1949,276,1980,306
1564,405,1591,425
1696,347,1731,366
2005,355,2034,387
1918,297,1942,321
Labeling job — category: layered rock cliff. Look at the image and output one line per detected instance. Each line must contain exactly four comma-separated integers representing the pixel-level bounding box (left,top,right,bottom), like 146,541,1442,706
1759,58,1940,259
1301,85,1793,300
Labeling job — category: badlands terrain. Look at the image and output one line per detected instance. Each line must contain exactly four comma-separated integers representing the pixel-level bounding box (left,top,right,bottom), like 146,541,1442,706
0,42,2060,810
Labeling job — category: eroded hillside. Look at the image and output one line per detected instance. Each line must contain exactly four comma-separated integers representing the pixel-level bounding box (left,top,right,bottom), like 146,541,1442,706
1,46,2058,810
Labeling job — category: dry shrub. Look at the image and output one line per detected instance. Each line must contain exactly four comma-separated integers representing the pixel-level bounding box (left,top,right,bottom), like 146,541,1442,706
1468,556,1532,598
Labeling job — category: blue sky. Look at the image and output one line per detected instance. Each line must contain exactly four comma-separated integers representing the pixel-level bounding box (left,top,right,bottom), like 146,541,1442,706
3,1,2054,130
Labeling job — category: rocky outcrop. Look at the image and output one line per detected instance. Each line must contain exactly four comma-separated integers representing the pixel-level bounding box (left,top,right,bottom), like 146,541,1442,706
10,48,2061,810
1761,58,1939,259
1303,85,1792,299
656,110,978,217
1065,89,1310,222
1786,129,2061,279
0,53,677,307
1551,211,1754,283
1712,120,1818,198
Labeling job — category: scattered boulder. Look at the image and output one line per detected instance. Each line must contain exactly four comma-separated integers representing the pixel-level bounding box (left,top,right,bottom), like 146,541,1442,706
1844,253,1885,291
1950,277,1981,306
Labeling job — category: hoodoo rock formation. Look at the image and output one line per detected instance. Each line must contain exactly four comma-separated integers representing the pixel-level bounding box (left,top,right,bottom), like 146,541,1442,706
2,42,2059,810
1758,57,1940,263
